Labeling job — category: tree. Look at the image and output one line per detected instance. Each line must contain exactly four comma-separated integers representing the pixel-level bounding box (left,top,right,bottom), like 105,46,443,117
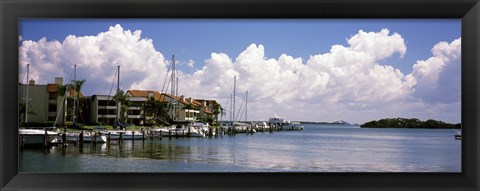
58,79,86,124
112,90,131,123
212,103,225,125
145,97,170,126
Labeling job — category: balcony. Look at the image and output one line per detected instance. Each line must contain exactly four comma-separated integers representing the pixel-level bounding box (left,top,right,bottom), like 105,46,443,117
99,106,117,110
127,115,144,119
128,106,142,110
98,115,117,119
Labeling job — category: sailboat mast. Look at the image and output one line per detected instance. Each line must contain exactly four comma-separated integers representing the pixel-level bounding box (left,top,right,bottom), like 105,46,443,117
170,55,176,121
171,55,176,97
245,91,248,122
116,65,120,127
25,64,30,124
73,64,77,123
230,93,233,122
233,76,236,124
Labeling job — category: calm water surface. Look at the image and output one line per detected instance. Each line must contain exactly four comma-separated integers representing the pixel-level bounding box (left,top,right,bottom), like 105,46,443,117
20,124,461,172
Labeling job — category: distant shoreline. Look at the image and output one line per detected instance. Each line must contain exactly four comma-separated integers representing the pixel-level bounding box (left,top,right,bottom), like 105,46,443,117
360,118,461,129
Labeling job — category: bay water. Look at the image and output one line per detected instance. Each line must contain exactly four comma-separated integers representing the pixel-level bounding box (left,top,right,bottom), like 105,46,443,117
19,124,461,172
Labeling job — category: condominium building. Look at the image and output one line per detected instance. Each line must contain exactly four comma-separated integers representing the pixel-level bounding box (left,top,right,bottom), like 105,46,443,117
18,77,77,126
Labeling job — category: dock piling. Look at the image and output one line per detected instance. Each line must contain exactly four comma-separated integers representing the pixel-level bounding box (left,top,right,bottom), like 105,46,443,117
43,128,48,148
79,131,84,146
119,132,124,142
62,127,67,147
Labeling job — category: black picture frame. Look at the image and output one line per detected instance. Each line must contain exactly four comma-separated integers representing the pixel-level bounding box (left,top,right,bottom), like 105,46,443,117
1,0,479,190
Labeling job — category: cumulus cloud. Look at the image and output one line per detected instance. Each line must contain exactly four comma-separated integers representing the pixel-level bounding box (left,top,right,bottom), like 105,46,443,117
19,26,461,123
406,38,461,104
348,29,406,60
179,30,459,123
173,29,416,122
20,24,169,95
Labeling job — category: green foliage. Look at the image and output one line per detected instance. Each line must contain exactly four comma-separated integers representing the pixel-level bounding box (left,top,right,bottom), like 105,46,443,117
145,97,169,125
212,103,224,124
112,90,131,122
67,122,88,130
205,116,214,125
361,117,460,129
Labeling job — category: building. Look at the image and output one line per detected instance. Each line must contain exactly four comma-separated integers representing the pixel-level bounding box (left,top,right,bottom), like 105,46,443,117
90,94,118,125
18,77,80,126
126,90,220,124
21,82,222,127
193,99,218,122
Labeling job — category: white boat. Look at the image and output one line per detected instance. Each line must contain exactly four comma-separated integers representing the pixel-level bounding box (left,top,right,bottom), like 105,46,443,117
106,130,145,140
159,125,205,138
233,122,255,133
268,114,304,131
65,131,107,143
18,64,59,145
191,122,215,136
254,121,270,130
149,127,166,138
454,131,462,140
19,129,59,145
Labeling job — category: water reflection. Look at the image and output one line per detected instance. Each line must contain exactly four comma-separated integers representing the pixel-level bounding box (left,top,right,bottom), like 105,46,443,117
20,126,461,172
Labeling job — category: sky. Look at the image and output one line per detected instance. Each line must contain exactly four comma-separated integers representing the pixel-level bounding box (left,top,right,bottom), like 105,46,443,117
18,19,461,124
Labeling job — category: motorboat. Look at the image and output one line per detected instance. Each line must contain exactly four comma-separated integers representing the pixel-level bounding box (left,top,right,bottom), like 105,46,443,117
454,131,462,140
160,125,205,138
268,114,304,131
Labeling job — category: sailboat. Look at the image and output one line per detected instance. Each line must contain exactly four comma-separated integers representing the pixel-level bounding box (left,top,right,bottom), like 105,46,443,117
62,65,106,143
104,65,144,140
19,64,59,145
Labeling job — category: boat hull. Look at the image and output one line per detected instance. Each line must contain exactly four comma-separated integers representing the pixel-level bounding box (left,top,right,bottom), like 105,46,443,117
65,134,107,143
105,131,145,140
19,129,59,145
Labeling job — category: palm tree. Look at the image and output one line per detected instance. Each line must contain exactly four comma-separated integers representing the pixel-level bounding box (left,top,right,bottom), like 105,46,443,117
145,97,169,125
58,79,86,124
213,103,225,125
112,90,131,124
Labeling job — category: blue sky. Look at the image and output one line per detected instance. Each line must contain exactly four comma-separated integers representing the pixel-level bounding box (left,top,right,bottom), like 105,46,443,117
20,19,460,75
19,19,461,123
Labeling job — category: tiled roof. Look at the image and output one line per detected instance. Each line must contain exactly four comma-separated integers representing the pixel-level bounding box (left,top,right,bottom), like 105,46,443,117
47,84,59,92
127,90,166,102
47,83,84,97
127,90,219,115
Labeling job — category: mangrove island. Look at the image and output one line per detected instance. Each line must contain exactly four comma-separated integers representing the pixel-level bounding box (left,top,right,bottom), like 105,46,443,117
361,118,461,129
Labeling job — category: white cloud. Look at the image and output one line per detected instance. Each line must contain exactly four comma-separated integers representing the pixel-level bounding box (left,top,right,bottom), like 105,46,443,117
175,29,416,122
347,29,406,60
20,24,168,95
19,26,461,123
406,38,461,103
